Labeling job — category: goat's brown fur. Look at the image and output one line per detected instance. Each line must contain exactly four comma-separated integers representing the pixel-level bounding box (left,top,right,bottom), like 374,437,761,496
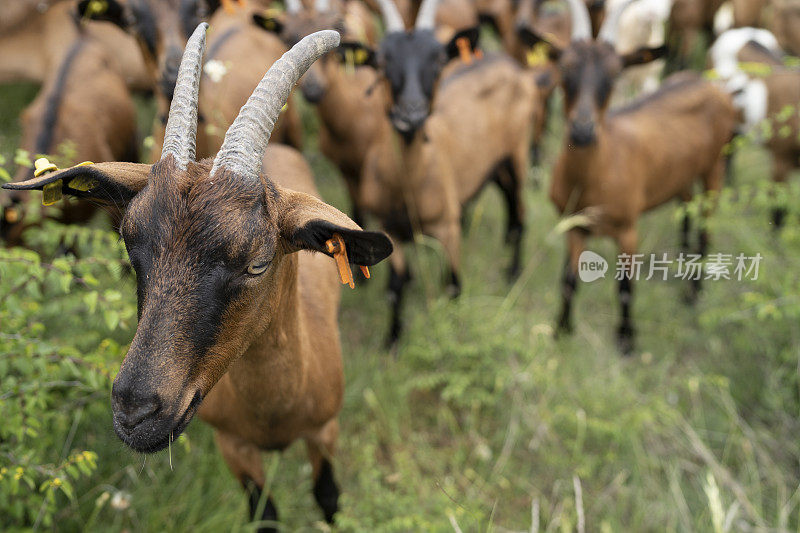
4,143,392,525
187,6,304,160
550,66,736,351
770,0,800,56
0,1,151,90
2,35,137,246
361,54,536,339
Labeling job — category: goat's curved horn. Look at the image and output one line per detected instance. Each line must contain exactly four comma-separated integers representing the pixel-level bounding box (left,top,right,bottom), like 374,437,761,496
160,23,207,169
211,30,341,180
564,0,592,41
376,0,405,33
285,0,302,14
315,0,330,12
598,0,635,44
415,0,439,30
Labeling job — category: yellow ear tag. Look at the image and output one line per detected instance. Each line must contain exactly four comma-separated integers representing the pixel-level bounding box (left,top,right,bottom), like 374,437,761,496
69,162,98,192
527,42,549,67
354,48,368,65
85,0,108,17
34,157,61,206
345,48,356,75
42,181,62,206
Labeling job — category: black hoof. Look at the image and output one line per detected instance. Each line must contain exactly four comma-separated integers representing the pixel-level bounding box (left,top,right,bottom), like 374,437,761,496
617,325,635,356
555,318,573,338
506,264,521,281
313,460,339,524
772,207,787,230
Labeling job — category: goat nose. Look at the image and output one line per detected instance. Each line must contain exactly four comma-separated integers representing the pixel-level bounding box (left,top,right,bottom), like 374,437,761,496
393,101,429,133
569,120,596,147
112,392,161,432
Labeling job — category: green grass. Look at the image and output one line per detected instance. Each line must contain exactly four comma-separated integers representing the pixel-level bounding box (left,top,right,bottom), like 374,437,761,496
2,76,800,532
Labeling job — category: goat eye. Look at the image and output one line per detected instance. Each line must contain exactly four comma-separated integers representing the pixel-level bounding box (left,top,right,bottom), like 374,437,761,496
246,261,270,276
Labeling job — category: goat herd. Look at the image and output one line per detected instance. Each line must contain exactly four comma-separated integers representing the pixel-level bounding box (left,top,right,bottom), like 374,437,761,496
0,0,799,528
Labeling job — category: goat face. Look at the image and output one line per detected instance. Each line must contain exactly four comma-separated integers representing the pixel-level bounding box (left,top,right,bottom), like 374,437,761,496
111,161,274,452
558,40,621,146
379,29,447,136
77,0,211,101
3,28,392,454
521,0,666,147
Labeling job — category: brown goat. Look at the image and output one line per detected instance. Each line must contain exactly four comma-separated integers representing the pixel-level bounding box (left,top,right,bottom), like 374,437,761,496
4,27,393,530
529,0,736,354
0,1,151,91
667,0,726,70
732,0,767,27
359,0,537,341
76,0,305,161
1,28,138,246
254,0,385,226
761,68,800,225
770,0,800,56
711,31,800,226
186,4,304,158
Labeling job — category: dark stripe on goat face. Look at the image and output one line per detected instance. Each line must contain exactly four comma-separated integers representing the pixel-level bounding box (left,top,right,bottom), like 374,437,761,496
380,30,447,135
121,163,274,383
558,41,620,144
34,39,86,156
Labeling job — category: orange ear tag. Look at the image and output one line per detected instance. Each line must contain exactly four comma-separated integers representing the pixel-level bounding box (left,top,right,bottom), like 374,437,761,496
456,37,472,65
325,234,370,289
221,0,246,13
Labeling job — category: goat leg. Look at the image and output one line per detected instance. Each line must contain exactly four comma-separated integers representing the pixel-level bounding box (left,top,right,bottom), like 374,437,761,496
556,228,585,336
306,419,340,524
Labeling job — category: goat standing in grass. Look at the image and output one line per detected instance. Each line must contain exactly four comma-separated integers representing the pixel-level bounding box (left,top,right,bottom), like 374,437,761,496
4,27,393,531
355,0,537,343
0,0,151,90
710,28,800,227
528,0,737,354
252,0,385,227
1,20,138,246
193,1,305,157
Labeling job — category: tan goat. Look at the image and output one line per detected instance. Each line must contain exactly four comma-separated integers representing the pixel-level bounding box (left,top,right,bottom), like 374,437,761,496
667,0,726,70
4,27,393,530
528,0,737,354
254,0,386,226
0,1,151,91
191,4,305,158
1,27,137,246
710,29,800,226
770,0,800,57
358,0,537,341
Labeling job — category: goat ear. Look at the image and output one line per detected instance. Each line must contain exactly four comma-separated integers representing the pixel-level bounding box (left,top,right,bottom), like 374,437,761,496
621,45,667,68
1,162,150,207
76,0,128,27
516,26,563,61
336,41,378,68
252,13,285,35
278,189,393,266
445,26,480,61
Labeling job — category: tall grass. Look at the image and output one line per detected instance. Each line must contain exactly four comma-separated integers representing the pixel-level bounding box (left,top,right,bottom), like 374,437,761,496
1,75,799,532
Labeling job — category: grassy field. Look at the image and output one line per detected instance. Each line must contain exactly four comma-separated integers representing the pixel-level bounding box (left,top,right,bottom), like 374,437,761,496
2,69,800,532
